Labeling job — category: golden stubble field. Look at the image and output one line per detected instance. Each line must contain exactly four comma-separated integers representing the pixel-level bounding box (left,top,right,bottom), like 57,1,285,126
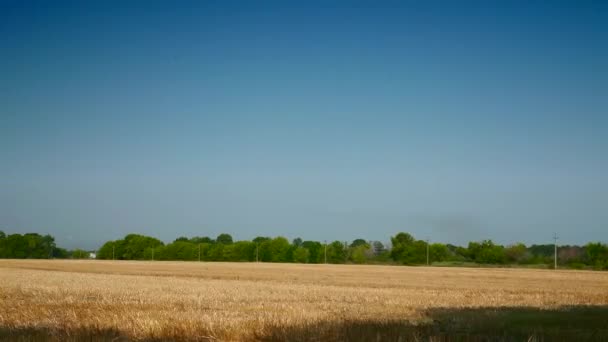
1,260,607,341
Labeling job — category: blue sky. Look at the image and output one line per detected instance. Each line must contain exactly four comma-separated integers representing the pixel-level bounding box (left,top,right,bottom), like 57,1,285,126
1,1,606,249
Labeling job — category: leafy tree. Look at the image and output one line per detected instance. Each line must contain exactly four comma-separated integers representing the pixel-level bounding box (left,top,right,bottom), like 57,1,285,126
350,244,370,264
268,237,291,262
160,241,197,260
293,246,310,263
198,243,213,261
468,240,506,264
53,247,69,258
208,243,225,260
97,240,118,259
327,241,347,263
528,244,554,260
0,233,57,259
121,234,164,260
70,249,89,259
390,232,425,264
558,245,585,265
190,236,214,244
585,242,608,269
96,235,162,260
371,241,386,255
253,236,271,248
350,239,368,248
302,241,323,263
216,233,233,245
505,243,528,264
225,241,255,261
292,237,303,247
429,243,449,262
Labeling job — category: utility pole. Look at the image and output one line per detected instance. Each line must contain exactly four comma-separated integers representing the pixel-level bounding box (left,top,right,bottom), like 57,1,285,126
198,243,201,262
256,242,259,262
553,233,559,270
324,240,327,264
426,239,430,266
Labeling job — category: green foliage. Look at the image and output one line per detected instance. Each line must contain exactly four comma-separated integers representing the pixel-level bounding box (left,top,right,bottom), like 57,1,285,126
97,240,117,259
327,241,347,263
216,233,233,245
504,243,528,264
95,235,163,260
224,241,255,261
266,237,291,262
293,246,310,263
2,229,605,270
0,233,57,259
350,244,370,264
190,236,214,244
390,233,425,264
585,242,608,269
53,247,69,258
70,249,89,259
302,241,323,263
253,236,271,244
429,243,449,263
350,239,368,248
159,241,197,260
468,240,506,264
122,234,164,260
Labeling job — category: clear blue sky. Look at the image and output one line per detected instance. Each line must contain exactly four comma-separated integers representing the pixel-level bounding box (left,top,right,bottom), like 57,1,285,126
1,1,606,249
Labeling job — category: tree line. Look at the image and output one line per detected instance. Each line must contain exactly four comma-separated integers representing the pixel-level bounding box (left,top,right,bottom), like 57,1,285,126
96,232,607,269
0,231,67,259
1,230,607,269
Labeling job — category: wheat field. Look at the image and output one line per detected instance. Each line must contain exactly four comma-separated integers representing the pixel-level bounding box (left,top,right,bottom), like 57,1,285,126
1,260,607,341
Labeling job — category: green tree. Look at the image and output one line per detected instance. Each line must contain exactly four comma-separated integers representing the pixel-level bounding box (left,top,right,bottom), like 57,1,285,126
505,243,528,264
225,241,255,261
302,241,323,263
216,233,233,245
70,249,89,259
190,236,214,244
350,244,370,264
268,237,291,262
350,239,368,248
97,240,118,259
160,241,197,260
208,243,225,260
585,242,608,269
468,240,506,264
390,232,425,264
122,234,164,260
429,243,449,263
253,236,271,244
327,241,347,263
52,247,69,258
292,246,310,263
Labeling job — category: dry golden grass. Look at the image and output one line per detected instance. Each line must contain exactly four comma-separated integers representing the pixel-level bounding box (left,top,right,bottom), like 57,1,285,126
1,260,607,341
